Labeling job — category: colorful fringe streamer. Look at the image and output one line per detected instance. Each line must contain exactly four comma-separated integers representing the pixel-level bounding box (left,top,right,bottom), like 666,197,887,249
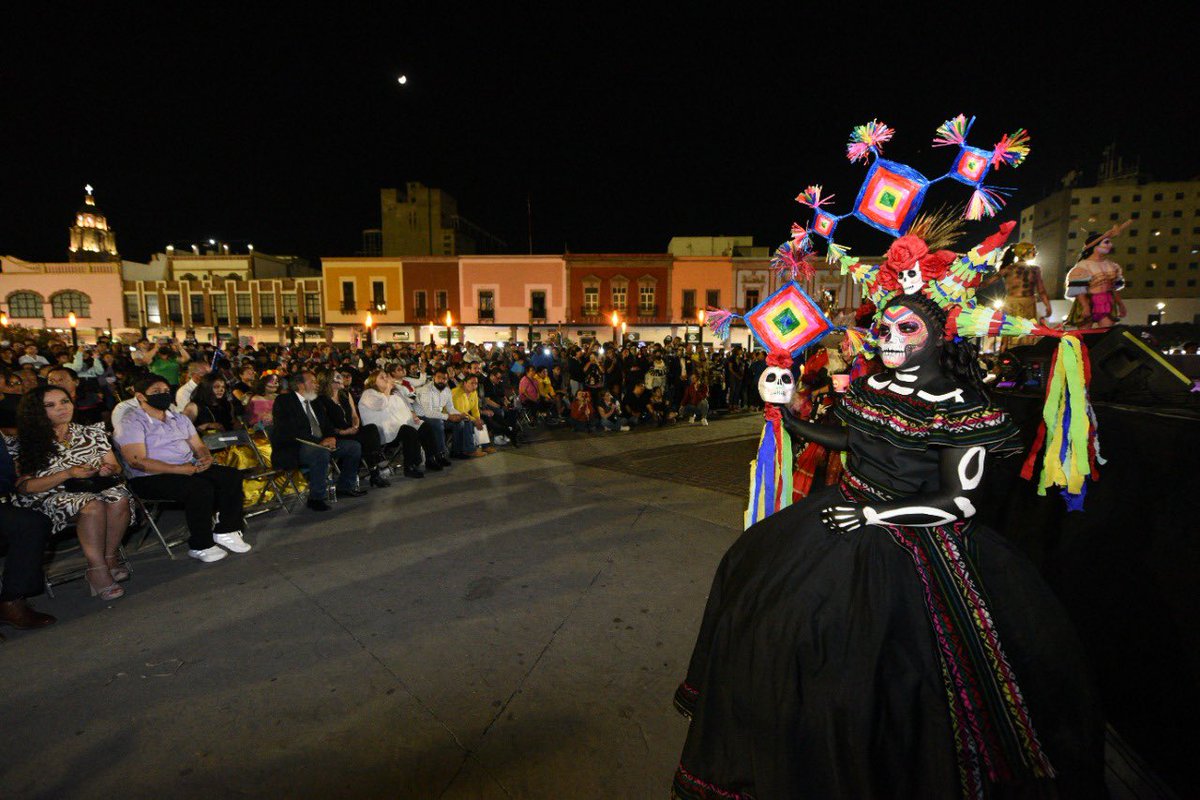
795,184,836,209
745,410,793,529
826,241,851,264
771,240,815,282
846,119,894,164
990,129,1031,168
933,114,975,147
704,307,736,340
1020,337,1099,510
965,186,1012,220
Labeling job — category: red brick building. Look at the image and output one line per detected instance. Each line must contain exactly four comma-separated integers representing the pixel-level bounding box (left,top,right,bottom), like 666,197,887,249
565,254,673,326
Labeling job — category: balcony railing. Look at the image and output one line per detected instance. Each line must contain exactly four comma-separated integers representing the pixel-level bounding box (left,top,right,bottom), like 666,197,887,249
637,305,658,318
682,306,697,320
260,316,276,326
479,309,495,322
340,302,357,313
529,307,547,322
304,315,322,325
168,313,184,323
371,301,387,313
412,307,428,321
191,313,206,324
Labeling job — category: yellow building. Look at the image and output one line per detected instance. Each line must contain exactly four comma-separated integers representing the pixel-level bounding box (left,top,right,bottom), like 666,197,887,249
322,258,404,333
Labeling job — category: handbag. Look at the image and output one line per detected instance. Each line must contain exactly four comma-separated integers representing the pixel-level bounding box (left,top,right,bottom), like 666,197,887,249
62,474,124,493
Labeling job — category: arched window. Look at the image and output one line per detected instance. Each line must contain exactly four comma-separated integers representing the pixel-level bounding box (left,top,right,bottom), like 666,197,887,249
50,290,91,318
7,291,43,318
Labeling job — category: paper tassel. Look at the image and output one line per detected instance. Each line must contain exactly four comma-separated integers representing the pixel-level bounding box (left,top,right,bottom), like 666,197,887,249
840,326,873,358
826,241,851,264
932,114,975,147
771,240,815,282
705,307,736,340
795,184,836,209
965,186,1011,220
1020,337,1099,509
948,305,1038,339
990,129,1031,168
846,119,894,164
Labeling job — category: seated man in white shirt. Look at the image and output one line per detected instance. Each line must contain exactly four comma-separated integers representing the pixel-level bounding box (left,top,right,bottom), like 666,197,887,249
413,368,469,460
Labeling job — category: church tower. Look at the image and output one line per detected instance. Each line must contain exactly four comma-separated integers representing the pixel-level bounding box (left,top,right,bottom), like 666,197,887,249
68,184,119,261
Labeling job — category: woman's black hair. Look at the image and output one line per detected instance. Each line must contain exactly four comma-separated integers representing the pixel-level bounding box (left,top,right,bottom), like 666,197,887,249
1077,230,1101,262
190,373,228,409
16,385,73,475
881,293,987,393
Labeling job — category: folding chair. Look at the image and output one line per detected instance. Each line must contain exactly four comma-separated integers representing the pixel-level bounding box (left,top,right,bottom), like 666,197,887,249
113,448,183,559
244,433,338,509
203,429,289,518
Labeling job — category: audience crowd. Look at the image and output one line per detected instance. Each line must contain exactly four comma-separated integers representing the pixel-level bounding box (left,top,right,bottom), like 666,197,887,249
0,329,770,636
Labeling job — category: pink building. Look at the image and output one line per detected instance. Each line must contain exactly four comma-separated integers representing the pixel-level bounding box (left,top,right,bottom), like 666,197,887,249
458,256,567,340
0,256,126,337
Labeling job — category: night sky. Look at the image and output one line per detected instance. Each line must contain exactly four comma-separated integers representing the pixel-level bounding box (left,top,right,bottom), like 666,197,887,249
3,9,1195,264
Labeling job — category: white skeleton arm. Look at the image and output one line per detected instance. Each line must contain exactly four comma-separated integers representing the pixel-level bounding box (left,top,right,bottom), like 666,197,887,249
822,445,986,532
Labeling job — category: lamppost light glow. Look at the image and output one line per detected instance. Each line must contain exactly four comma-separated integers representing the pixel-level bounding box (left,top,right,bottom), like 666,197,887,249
610,311,619,327
445,311,453,327
1,312,8,326
69,312,77,328
1156,302,1166,310
209,238,216,245
397,75,408,85
697,308,706,324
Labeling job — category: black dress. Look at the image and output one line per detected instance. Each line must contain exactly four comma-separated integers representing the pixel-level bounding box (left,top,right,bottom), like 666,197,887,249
673,378,1105,800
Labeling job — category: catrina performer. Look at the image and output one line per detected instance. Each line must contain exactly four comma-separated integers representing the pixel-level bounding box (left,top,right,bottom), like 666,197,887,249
675,118,1105,800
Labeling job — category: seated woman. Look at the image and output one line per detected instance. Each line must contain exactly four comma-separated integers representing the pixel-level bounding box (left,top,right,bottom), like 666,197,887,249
243,373,281,430
114,375,249,563
9,385,133,601
314,369,391,488
229,363,258,406
184,374,239,433
647,386,678,426
357,370,445,478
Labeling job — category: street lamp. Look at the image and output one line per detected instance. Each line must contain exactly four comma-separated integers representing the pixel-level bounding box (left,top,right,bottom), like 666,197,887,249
620,321,627,343
697,308,706,350
364,311,374,345
610,310,620,345
445,310,453,347
0,311,8,327
68,312,78,348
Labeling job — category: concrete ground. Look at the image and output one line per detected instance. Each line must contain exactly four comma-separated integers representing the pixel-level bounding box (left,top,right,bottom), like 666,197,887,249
2,415,761,799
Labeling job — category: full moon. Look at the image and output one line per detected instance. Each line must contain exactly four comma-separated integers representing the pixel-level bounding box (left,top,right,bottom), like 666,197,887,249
397,75,408,85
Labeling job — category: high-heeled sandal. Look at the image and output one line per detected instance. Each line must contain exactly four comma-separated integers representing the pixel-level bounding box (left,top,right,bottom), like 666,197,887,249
85,567,125,601
105,555,130,582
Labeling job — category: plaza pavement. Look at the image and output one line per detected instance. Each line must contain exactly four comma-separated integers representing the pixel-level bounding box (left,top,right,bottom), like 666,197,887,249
2,415,763,799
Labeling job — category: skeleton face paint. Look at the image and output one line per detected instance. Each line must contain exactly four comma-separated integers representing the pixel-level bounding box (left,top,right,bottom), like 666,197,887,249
758,365,795,405
898,260,925,295
876,305,931,369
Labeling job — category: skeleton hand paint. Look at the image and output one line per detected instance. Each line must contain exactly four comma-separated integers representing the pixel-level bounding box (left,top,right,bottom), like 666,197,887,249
876,305,931,369
820,504,865,533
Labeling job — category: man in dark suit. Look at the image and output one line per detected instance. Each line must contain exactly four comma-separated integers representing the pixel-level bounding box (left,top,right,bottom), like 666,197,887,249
270,370,365,512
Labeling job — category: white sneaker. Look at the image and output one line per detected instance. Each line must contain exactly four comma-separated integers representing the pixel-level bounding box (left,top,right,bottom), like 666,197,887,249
188,546,228,563
495,435,509,446
213,531,252,553
619,425,631,432
701,418,709,426
689,416,697,424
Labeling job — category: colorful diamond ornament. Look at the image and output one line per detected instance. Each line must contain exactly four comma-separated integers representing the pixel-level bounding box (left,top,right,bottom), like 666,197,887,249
851,159,930,237
743,282,833,358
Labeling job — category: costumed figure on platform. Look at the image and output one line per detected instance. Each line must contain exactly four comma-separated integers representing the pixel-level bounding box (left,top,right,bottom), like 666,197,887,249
675,117,1106,800
999,242,1052,321
1065,222,1130,329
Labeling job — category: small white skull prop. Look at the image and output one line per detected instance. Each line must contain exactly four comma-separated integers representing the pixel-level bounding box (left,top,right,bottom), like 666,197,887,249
758,365,795,405
898,259,924,295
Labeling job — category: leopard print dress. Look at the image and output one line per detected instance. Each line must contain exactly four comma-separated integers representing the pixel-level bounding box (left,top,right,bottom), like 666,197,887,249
5,423,135,534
